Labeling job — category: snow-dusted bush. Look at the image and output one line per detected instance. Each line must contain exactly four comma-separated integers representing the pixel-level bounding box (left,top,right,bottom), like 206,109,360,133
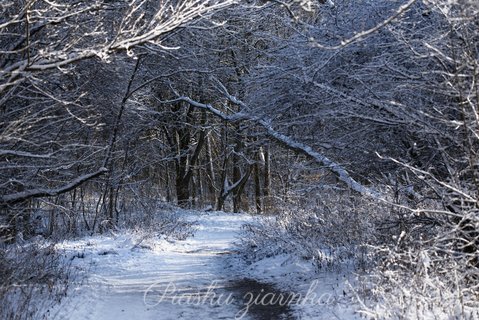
0,241,72,320
356,250,479,319
239,192,479,318
125,207,198,248
353,0,479,316
355,210,479,319
240,192,382,270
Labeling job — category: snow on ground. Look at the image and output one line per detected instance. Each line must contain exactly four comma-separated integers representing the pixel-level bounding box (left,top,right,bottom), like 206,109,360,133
225,252,361,320
51,211,360,320
52,212,254,320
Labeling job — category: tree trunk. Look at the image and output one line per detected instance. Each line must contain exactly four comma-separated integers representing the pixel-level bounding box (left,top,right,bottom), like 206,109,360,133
206,133,217,205
216,155,228,211
254,151,262,214
173,107,207,207
176,178,190,207
263,144,271,212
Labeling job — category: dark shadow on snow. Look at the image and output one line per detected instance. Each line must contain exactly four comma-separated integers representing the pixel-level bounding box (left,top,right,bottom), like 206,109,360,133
227,278,297,320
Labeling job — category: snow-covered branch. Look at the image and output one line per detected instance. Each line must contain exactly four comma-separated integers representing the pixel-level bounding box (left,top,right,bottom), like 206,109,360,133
0,167,108,205
0,149,54,159
258,119,381,197
310,0,417,50
171,96,250,122
0,0,237,95
175,96,380,198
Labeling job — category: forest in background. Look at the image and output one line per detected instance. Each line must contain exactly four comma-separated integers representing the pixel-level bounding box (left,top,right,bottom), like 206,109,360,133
1,0,478,318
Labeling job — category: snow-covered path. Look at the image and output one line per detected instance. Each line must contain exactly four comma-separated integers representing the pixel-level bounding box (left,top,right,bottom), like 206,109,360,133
54,212,255,320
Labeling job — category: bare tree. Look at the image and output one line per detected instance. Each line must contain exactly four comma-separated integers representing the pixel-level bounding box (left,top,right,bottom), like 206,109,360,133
0,0,238,237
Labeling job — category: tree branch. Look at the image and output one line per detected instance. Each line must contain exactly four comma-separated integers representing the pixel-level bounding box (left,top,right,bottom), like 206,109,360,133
0,149,54,159
0,167,108,205
310,0,417,50
171,96,381,198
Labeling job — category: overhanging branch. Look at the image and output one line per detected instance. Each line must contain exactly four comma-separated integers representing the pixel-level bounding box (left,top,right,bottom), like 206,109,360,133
0,167,108,205
171,96,381,198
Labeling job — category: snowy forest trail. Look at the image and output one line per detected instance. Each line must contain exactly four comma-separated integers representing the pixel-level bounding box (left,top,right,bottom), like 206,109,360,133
54,212,291,320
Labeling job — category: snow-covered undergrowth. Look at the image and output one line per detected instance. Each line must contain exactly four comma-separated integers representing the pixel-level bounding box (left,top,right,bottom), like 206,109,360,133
355,248,479,320
355,217,479,320
236,195,378,274
228,195,378,319
1,207,196,320
0,239,72,320
235,194,479,320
